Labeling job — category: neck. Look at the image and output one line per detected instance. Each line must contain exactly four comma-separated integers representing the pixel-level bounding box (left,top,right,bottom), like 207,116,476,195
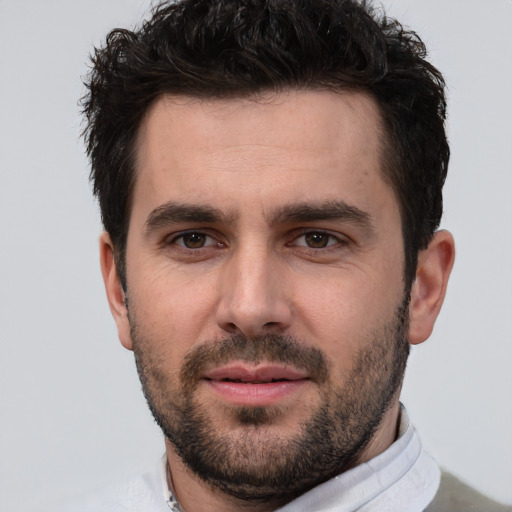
165,441,285,512
163,402,402,512
353,400,402,467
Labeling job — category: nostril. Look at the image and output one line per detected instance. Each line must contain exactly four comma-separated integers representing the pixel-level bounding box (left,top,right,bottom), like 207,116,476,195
215,294,293,336
225,322,239,333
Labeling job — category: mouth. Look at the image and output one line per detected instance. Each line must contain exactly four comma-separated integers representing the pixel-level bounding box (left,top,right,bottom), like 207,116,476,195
202,364,310,406
214,378,292,383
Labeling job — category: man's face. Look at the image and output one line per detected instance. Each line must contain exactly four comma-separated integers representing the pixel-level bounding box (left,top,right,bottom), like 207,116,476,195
116,90,410,500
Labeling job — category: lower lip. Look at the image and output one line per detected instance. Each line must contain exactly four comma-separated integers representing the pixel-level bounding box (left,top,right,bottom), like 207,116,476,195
205,379,308,406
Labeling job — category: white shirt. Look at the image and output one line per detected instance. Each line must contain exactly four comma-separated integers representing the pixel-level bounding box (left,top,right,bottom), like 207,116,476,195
63,408,440,512
275,408,440,512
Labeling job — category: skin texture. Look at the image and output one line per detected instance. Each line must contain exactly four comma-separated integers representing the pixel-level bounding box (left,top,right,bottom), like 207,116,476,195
100,90,455,512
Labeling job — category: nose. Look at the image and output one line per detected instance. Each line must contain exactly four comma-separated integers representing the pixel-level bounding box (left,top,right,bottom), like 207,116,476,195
215,246,292,337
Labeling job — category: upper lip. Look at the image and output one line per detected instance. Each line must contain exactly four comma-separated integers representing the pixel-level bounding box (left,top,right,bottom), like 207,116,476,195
203,363,309,383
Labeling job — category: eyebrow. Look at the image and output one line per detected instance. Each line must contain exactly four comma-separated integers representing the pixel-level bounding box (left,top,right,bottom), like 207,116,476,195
144,199,374,235
144,202,237,233
268,200,374,232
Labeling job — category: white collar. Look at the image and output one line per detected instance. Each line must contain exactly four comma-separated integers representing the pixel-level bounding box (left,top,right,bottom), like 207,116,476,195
276,406,440,512
160,406,440,512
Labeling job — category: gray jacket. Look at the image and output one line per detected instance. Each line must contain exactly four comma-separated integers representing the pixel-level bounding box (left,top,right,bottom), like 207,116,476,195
425,472,511,512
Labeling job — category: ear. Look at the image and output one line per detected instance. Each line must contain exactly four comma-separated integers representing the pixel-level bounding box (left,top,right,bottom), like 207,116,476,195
99,232,133,351
408,230,455,345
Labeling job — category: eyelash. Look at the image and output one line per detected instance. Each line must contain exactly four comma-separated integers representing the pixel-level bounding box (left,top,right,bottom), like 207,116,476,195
290,231,347,250
168,231,223,250
165,230,348,253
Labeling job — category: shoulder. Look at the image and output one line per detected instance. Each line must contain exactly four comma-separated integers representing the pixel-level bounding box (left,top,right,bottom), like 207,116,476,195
424,471,511,512
55,467,168,512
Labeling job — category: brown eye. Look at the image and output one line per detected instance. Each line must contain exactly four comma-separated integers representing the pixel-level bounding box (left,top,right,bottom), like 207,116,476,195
181,232,207,248
304,232,330,248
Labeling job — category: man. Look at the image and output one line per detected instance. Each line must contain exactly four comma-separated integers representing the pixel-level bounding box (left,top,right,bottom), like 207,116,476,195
76,0,509,511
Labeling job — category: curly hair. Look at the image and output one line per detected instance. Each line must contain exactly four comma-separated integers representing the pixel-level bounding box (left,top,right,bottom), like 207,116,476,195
82,0,449,290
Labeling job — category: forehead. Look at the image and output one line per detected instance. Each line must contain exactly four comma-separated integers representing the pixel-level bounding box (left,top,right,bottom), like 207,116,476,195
132,89,395,225
137,89,382,162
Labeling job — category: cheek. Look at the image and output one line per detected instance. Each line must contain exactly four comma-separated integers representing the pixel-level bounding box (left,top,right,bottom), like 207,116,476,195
292,269,403,355
127,262,219,348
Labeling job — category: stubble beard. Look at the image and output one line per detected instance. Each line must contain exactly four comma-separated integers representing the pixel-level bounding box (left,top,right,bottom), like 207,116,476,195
129,299,410,503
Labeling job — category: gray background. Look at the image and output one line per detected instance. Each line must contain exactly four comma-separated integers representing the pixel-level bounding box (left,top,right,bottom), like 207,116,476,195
1,0,511,510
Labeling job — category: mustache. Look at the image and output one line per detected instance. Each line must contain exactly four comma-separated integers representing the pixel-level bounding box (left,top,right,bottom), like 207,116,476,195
180,334,329,388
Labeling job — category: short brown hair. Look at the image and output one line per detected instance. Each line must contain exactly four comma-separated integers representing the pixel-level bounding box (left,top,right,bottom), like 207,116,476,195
82,0,448,290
